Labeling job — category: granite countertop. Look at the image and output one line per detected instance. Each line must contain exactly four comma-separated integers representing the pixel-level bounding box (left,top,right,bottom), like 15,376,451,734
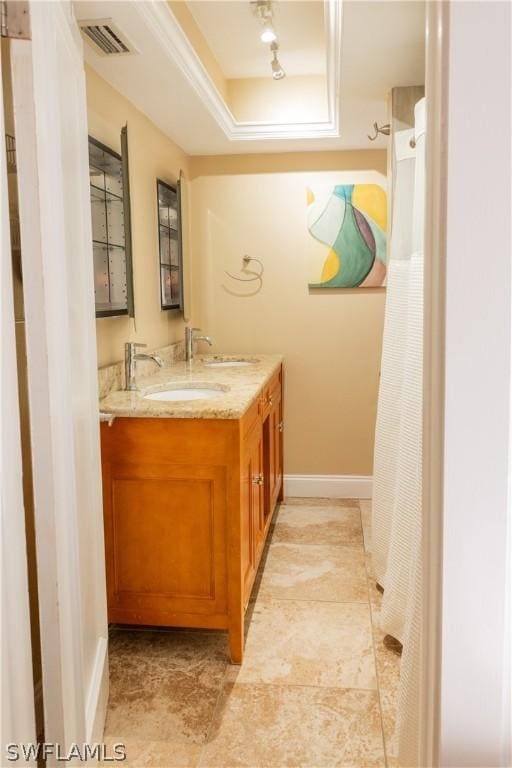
99,354,283,420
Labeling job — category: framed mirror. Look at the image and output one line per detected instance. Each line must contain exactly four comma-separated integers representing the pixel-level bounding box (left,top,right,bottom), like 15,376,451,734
88,127,134,318
157,178,183,311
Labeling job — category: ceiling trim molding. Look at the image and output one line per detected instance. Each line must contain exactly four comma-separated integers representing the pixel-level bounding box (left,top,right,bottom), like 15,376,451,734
134,0,342,142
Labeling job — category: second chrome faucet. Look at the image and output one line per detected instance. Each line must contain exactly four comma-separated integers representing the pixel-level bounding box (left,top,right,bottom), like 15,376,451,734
125,342,164,391
185,327,212,361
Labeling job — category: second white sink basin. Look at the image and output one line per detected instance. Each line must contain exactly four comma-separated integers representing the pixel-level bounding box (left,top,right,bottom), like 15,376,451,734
143,384,228,402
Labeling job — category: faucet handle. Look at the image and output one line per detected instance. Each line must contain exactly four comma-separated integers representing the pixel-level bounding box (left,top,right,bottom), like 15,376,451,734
126,341,147,350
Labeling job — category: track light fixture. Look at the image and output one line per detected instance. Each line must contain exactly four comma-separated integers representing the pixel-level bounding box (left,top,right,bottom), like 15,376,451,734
251,1,285,80
270,41,286,80
260,18,277,43
253,1,277,44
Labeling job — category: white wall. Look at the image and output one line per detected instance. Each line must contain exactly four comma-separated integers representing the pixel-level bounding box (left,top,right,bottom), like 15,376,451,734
440,2,511,765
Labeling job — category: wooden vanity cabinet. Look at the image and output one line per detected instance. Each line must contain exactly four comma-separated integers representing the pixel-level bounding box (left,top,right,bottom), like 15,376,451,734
100,365,283,663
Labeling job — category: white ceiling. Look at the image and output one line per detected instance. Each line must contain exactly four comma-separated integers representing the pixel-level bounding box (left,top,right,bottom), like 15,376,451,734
74,0,425,154
186,0,326,79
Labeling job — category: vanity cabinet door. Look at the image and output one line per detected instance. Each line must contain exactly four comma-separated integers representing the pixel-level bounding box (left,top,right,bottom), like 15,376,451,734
270,383,283,512
101,418,232,627
241,436,255,603
241,421,264,602
251,427,265,565
264,370,283,519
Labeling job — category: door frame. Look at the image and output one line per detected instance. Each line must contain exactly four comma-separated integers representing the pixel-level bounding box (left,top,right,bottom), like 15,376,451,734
420,2,449,765
422,2,512,766
0,45,37,766
10,1,108,756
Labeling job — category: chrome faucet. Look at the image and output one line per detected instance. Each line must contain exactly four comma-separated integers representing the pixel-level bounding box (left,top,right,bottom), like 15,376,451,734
125,342,164,391
185,327,212,362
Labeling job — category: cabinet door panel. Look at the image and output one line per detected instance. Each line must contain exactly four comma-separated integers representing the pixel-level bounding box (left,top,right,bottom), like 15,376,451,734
241,422,265,600
112,477,214,598
252,429,265,564
104,463,228,618
271,386,283,510
277,393,283,498
264,379,283,517
241,447,255,599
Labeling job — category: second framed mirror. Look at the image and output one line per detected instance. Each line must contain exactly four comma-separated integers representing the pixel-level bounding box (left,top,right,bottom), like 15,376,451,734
157,178,183,311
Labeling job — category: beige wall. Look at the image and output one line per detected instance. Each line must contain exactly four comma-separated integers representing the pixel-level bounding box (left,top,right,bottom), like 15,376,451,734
86,66,190,366
227,76,328,124
84,66,386,475
190,150,387,476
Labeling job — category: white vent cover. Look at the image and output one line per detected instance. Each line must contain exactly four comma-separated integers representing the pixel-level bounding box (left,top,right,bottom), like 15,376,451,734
78,18,137,56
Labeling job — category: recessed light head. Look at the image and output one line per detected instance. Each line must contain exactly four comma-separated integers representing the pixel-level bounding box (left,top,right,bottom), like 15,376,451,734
260,19,276,43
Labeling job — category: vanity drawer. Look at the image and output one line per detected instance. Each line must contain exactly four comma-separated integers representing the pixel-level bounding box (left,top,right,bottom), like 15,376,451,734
241,396,261,441
260,367,282,418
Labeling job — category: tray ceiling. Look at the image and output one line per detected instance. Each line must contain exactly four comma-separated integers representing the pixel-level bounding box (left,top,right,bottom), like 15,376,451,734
186,0,327,79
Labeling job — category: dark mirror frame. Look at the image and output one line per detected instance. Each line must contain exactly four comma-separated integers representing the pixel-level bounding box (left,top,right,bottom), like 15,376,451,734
88,126,135,319
157,178,184,311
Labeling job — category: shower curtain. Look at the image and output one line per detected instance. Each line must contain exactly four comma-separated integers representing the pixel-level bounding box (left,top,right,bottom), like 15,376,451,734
371,128,416,590
371,97,426,767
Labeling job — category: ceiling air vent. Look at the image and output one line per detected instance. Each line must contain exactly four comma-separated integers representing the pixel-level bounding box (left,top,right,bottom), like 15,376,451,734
78,19,137,56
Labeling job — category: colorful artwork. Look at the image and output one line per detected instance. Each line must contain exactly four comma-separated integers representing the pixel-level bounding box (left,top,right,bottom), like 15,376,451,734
307,184,387,288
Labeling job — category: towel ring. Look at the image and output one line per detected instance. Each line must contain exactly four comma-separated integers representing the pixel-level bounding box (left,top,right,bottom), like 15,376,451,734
222,255,264,296
224,254,264,283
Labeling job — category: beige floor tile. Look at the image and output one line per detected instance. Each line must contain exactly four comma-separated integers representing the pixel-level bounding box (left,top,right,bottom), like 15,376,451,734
365,551,383,608
101,737,202,767
273,504,363,547
200,683,385,768
100,496,397,768
371,608,401,766
284,496,360,508
104,630,228,744
359,499,372,553
368,579,383,609
259,542,368,602
236,598,377,690
364,549,376,580
360,507,384,609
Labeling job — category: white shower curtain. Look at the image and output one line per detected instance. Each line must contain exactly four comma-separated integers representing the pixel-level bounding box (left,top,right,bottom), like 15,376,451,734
371,127,417,589
380,97,425,644
371,97,426,767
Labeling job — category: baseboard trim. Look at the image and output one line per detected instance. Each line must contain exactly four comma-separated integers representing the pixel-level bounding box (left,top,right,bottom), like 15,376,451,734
284,474,372,499
86,636,109,743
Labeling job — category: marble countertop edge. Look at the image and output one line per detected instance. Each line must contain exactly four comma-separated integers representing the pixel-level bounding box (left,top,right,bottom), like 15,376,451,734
99,353,283,420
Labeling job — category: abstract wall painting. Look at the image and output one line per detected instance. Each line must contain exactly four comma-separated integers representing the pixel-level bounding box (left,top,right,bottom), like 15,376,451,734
306,183,387,288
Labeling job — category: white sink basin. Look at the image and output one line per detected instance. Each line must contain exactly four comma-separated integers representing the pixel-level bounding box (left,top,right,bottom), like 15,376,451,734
143,383,228,402
203,356,259,368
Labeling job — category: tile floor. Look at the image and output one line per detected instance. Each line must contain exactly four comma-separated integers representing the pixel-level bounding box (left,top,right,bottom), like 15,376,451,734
102,498,401,767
